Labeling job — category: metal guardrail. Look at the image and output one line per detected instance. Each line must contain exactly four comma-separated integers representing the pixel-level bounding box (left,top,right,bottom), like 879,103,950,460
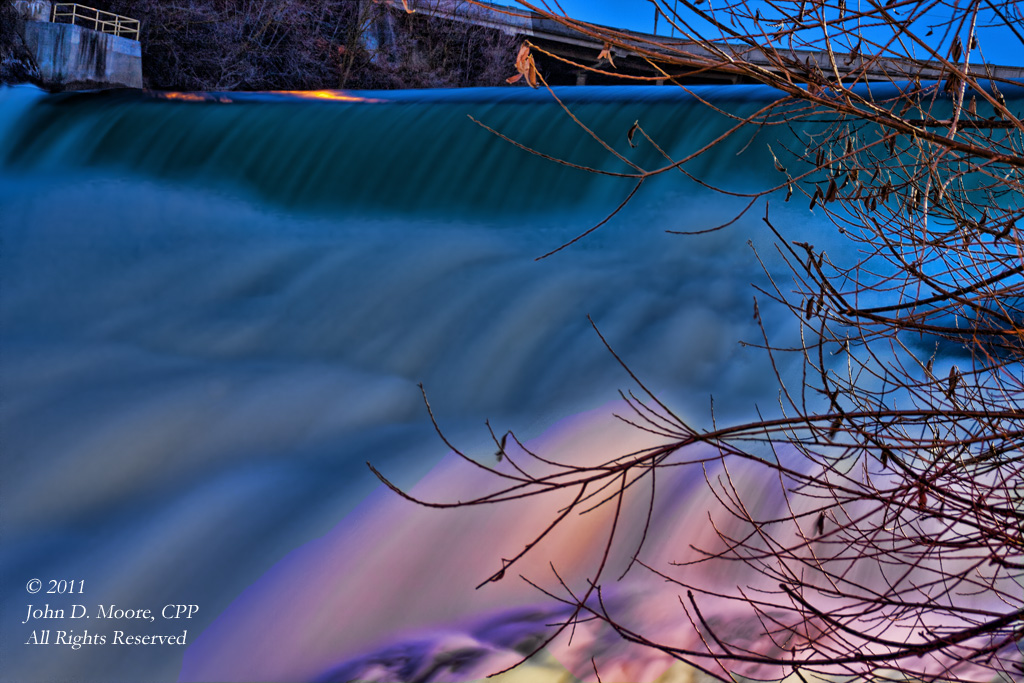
50,3,140,40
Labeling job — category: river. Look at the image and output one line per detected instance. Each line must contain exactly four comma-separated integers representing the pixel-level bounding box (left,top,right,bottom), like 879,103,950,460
0,83,907,682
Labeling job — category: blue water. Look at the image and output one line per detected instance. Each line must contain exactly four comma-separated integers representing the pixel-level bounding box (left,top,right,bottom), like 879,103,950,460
0,83,842,682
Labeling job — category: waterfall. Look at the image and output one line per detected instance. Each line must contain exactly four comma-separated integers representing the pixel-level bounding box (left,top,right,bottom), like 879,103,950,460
1,82,980,682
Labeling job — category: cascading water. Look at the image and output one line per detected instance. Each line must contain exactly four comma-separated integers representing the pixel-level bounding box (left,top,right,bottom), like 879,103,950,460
0,83,946,682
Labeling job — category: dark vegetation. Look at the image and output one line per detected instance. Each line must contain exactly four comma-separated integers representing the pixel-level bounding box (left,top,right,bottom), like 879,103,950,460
2,0,516,90
0,2,37,83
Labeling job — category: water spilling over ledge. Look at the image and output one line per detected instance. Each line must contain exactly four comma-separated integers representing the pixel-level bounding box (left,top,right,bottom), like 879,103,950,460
3,82,1020,682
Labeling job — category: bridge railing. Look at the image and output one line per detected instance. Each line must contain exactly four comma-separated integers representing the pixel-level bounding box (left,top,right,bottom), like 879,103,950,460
50,3,140,40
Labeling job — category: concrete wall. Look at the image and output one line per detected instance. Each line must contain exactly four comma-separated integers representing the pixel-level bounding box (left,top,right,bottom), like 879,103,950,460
21,20,142,90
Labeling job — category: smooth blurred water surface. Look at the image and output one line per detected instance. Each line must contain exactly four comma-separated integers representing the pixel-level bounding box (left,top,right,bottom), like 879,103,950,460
1,83,820,682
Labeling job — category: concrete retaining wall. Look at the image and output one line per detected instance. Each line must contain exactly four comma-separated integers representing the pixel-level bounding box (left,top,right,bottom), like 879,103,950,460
22,20,142,90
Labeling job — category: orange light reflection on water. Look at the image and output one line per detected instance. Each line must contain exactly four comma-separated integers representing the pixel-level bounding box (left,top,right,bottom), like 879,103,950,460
159,92,209,102
276,90,386,103
154,90,385,104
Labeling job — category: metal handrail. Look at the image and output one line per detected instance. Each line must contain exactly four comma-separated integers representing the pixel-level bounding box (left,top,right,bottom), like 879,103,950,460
50,3,140,40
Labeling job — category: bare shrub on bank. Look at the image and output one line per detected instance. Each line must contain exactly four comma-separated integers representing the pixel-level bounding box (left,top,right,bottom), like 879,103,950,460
374,1,1024,681
89,0,514,90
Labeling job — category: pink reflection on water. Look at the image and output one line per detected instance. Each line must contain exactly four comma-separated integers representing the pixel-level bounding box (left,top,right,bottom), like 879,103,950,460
180,401,1016,682
181,402,706,681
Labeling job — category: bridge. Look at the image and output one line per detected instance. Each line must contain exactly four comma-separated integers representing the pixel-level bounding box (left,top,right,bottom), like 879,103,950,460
379,0,1024,86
